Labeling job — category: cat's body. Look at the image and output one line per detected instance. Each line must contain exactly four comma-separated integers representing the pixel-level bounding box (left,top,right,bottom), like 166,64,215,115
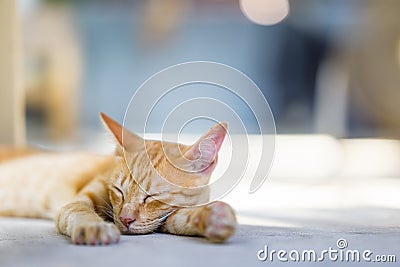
0,151,114,218
0,114,236,245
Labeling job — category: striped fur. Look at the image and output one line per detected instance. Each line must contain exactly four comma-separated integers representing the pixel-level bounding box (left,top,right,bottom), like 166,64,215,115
0,113,236,245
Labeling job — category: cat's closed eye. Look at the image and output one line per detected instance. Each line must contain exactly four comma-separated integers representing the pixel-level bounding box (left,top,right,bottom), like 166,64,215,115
143,193,162,204
111,185,125,201
143,195,151,203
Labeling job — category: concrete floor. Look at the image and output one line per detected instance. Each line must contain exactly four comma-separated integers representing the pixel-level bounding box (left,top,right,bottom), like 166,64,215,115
0,218,399,267
1,177,399,267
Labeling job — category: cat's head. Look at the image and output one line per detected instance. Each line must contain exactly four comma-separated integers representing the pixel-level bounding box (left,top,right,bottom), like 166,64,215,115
100,113,227,234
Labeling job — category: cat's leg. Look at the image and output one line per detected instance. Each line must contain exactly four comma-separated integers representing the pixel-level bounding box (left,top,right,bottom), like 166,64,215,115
55,179,120,245
160,201,237,242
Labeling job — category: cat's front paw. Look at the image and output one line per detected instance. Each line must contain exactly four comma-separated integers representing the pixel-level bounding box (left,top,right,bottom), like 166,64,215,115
71,222,120,245
203,201,237,243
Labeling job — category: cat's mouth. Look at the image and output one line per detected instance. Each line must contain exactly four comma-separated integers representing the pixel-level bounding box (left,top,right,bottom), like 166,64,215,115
120,210,176,234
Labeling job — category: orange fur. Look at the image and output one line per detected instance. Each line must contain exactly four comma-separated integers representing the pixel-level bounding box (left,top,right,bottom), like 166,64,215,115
0,113,236,245
0,146,39,163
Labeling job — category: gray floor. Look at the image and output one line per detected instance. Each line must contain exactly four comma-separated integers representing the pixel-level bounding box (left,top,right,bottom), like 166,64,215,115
2,175,400,267
0,217,399,267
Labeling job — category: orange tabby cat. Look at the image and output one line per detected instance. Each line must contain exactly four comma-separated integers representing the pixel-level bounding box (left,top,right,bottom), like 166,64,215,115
0,113,236,245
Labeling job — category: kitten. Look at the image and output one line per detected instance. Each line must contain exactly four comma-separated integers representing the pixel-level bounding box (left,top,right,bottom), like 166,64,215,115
0,113,236,245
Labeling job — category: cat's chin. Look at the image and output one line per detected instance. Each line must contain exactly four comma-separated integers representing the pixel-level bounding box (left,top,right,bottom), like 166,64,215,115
114,221,159,235
126,224,160,235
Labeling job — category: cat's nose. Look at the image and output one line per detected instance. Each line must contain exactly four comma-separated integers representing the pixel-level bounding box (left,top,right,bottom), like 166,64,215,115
119,215,136,228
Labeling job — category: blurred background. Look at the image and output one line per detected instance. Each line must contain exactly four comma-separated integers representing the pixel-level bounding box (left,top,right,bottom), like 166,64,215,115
0,0,399,171
0,0,396,146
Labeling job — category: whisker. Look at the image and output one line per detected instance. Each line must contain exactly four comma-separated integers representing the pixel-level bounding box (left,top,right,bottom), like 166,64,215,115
131,209,177,229
95,204,115,220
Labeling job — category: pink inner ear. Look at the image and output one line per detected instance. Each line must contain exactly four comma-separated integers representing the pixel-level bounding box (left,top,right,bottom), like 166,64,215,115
183,122,227,171
207,122,227,152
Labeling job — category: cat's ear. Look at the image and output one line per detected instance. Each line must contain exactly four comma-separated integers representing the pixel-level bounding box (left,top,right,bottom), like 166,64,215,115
181,122,228,172
100,112,144,152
